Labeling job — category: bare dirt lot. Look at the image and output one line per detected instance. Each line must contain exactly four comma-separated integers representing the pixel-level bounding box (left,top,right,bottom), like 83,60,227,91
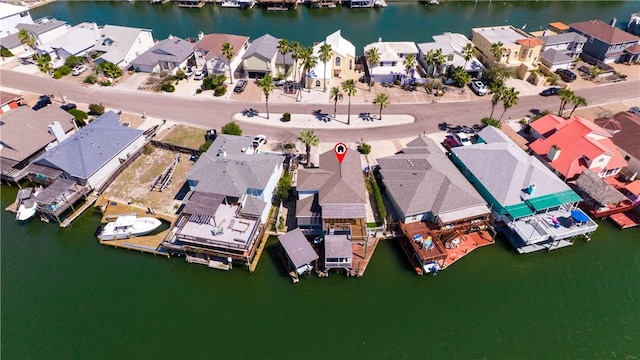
101,146,194,214
157,124,207,149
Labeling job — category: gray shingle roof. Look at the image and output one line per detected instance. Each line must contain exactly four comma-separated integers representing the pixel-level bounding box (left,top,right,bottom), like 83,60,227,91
278,228,318,269
324,234,352,258
539,32,587,46
187,134,283,198
131,36,194,68
540,48,573,64
95,25,152,65
18,19,67,35
378,136,489,221
32,111,143,180
242,33,292,64
452,126,573,207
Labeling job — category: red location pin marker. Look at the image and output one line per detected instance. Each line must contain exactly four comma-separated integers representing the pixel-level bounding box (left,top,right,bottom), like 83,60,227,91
334,142,347,164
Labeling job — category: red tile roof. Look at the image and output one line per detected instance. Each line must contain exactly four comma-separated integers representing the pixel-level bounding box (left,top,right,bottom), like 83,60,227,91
570,20,640,45
624,43,640,55
530,114,564,138
516,38,544,47
625,181,640,197
611,111,640,159
529,116,628,179
549,22,570,31
194,33,249,61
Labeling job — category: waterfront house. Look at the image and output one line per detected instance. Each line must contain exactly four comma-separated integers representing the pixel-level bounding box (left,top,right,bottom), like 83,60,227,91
193,32,249,82
278,228,318,280
162,134,284,269
596,111,640,175
130,36,195,74
417,33,484,78
569,20,640,63
528,114,627,180
306,30,358,90
93,25,155,69
0,106,74,183
37,22,100,61
451,126,597,253
0,2,33,37
537,32,587,71
471,25,543,79
0,90,26,114
27,111,144,191
241,33,292,79
364,40,419,84
18,17,69,49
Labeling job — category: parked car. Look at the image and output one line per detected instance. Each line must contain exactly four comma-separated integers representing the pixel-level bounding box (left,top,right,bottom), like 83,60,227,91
194,68,207,80
252,135,267,148
629,106,640,116
184,66,194,78
540,87,561,96
32,95,52,111
442,137,459,150
470,80,487,96
60,103,77,112
556,69,577,82
453,132,472,146
71,65,87,76
233,79,248,93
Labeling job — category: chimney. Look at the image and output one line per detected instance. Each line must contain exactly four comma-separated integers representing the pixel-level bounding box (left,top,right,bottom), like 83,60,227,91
48,121,69,143
527,183,537,195
198,31,204,41
548,144,561,161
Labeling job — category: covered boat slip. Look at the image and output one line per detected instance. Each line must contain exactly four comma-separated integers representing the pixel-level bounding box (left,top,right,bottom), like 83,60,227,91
35,178,91,222
278,228,319,282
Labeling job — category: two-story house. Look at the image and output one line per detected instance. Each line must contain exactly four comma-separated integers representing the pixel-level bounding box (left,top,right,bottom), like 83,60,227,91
364,40,419,84
93,25,155,69
528,114,627,180
193,32,249,83
241,33,293,79
538,32,587,71
417,32,485,78
569,20,640,63
0,2,33,37
306,30,358,90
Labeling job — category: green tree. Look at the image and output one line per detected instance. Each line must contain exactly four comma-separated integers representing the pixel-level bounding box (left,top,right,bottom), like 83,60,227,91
568,95,587,117
318,43,332,92
432,48,447,76
373,93,389,120
37,54,52,76
488,81,505,119
17,29,36,57
491,41,505,65
558,87,575,116
301,46,318,93
481,117,502,129
342,79,357,125
499,87,519,121
221,121,242,136
462,42,475,69
290,41,303,84
99,61,123,78
590,66,604,82
365,46,380,90
221,42,235,84
330,86,343,118
257,74,275,119
88,103,105,115
275,172,292,203
64,55,85,68
277,39,290,78
451,66,471,87
482,64,514,84
298,129,319,165
423,49,437,77
403,53,417,79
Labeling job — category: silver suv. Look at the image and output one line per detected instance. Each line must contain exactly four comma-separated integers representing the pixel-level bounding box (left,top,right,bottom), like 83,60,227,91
471,80,487,96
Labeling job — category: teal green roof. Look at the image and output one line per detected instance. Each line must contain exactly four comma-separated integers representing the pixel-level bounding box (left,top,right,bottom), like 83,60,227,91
505,203,534,218
526,190,582,212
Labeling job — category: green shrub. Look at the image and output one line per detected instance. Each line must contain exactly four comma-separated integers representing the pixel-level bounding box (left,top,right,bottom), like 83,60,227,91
174,69,185,80
198,139,213,155
1,47,14,57
64,55,84,68
213,85,226,97
195,88,202,94
275,172,292,203
359,142,372,154
369,80,375,87
53,65,72,79
282,112,291,122
368,176,386,225
143,144,154,155
99,80,111,87
221,121,242,136
98,61,123,78
68,109,88,124
88,103,105,115
481,117,502,129
161,82,175,93
83,75,97,84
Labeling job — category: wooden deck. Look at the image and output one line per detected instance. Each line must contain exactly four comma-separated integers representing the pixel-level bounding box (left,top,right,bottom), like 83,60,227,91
248,230,269,273
348,237,380,277
99,231,170,257
609,211,640,229
397,237,424,276
441,231,494,269
60,194,98,227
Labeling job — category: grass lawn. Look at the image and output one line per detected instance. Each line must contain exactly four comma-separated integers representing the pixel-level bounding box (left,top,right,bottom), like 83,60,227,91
159,124,207,150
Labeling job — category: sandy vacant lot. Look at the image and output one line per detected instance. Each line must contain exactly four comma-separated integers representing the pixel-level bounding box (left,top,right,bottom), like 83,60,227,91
101,146,194,214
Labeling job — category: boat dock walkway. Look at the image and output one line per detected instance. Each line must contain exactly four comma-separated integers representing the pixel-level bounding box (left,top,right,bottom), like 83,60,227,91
248,230,270,273
348,237,380,277
609,210,640,229
440,231,494,269
60,194,98,228
99,231,171,258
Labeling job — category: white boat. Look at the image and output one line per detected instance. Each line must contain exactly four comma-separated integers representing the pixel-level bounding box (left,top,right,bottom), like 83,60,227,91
15,187,41,221
98,215,162,240
423,261,440,274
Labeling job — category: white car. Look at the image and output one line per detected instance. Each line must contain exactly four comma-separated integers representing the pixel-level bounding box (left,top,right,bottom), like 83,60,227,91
71,65,88,76
193,69,207,80
453,132,472,146
471,80,487,96
252,135,267,148
629,106,640,116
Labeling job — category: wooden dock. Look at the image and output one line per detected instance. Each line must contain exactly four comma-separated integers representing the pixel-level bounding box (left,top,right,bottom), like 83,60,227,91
397,237,424,276
99,230,170,258
609,211,640,229
348,237,380,277
248,230,269,273
60,194,98,228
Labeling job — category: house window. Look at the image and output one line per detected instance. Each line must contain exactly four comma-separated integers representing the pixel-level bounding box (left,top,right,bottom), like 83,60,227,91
528,50,533,58
349,59,352,70
315,80,320,87
335,56,341,66
624,155,630,161
391,61,396,66
447,54,454,61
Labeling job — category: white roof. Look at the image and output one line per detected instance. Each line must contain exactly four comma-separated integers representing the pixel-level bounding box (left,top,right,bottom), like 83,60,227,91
0,3,29,18
365,41,418,62
325,30,355,58
417,33,485,72
39,24,100,55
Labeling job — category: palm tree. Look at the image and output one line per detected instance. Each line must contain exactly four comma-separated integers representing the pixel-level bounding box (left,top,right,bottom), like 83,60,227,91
298,129,319,166
37,54,52,76
462,42,475,70
301,46,318,93
373,93,390,120
403,53,417,79
330,86,343,118
488,81,505,119
290,41,303,85
568,95,587,117
257,74,275,119
423,49,436,77
277,39,290,78
590,66,604,82
319,43,332,92
451,66,471,88
433,49,448,76
558,88,575,116
342,79,357,125
365,47,380,90
221,42,235,84
17,29,36,57
499,87,519,121
491,41,505,65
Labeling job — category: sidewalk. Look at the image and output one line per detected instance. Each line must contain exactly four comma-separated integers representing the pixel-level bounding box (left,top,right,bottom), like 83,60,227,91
232,110,415,129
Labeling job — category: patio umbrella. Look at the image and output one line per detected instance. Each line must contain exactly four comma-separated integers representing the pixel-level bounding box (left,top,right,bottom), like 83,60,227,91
570,210,589,223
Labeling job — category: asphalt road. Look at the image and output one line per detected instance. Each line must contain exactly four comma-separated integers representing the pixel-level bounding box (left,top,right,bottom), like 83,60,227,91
2,69,638,142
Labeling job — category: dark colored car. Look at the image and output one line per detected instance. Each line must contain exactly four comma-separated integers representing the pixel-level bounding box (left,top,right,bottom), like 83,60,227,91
60,103,77,111
233,79,248,93
32,95,52,111
556,69,577,82
540,87,561,96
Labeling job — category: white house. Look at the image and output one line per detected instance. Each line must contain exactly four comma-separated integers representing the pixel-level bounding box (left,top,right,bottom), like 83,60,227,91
0,2,33,37
306,30,358,89
130,36,195,74
94,24,154,69
37,22,100,60
417,32,485,78
364,40,419,84
19,17,69,46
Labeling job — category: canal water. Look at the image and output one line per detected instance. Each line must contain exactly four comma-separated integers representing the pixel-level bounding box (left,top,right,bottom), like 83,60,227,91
3,1,640,358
